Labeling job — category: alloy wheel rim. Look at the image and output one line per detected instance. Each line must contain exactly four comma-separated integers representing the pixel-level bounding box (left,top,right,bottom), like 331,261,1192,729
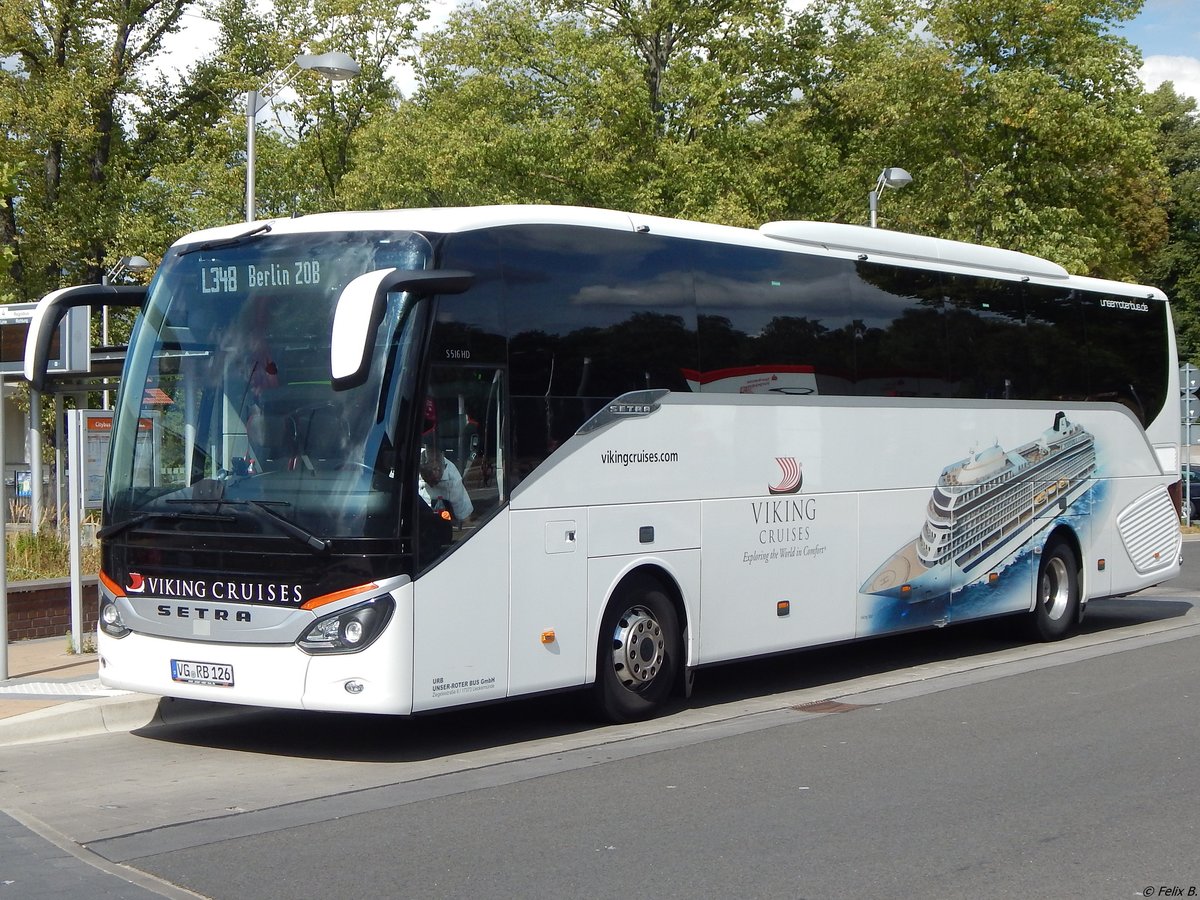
610,605,665,690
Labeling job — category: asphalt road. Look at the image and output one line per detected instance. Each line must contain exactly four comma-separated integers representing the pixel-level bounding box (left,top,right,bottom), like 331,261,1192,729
2,546,1199,899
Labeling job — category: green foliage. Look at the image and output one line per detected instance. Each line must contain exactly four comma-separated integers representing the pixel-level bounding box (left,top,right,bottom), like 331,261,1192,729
0,0,426,307
6,529,100,582
801,0,1166,277
0,0,193,299
342,0,832,223
1141,84,1200,361
0,0,1194,329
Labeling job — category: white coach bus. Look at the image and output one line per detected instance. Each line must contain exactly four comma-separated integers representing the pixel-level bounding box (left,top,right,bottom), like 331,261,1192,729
75,206,1182,721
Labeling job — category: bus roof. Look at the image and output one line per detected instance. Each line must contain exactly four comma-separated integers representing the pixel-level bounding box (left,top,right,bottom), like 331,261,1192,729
170,205,1166,302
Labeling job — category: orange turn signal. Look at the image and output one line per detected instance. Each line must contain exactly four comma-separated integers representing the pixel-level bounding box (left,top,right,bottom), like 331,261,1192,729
541,630,556,644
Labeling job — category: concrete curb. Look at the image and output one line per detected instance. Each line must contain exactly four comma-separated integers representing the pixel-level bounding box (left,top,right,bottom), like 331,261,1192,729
0,694,161,747
0,693,259,748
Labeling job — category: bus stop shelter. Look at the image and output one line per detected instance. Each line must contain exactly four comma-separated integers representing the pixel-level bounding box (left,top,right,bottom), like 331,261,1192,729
0,285,144,680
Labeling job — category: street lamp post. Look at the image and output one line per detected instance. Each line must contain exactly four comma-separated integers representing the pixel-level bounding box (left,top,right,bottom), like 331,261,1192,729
868,166,913,228
245,51,361,222
101,254,151,340
99,254,151,412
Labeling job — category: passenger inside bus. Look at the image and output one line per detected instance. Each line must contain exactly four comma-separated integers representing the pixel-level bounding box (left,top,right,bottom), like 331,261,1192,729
419,444,474,524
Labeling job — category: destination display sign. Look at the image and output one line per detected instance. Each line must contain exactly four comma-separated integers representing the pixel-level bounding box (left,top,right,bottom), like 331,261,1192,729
200,258,324,294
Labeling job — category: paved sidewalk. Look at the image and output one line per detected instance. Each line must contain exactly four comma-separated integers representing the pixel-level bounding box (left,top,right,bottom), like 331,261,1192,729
0,638,257,747
0,637,110,716
0,638,161,747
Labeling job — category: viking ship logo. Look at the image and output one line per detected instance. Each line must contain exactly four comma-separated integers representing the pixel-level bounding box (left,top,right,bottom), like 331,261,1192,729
769,457,803,494
126,572,146,593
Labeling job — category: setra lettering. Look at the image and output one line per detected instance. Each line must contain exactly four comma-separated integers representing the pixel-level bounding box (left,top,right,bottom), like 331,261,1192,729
155,605,250,622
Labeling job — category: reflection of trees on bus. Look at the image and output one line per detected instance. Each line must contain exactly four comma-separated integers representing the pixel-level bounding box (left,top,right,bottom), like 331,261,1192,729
434,222,1169,488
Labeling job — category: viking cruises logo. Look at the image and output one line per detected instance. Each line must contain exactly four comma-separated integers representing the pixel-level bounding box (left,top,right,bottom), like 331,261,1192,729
123,572,303,604
769,457,803,495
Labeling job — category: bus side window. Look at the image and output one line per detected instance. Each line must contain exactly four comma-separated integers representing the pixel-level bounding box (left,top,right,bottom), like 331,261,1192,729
945,274,1028,400
1080,292,1168,426
422,364,507,534
503,224,696,474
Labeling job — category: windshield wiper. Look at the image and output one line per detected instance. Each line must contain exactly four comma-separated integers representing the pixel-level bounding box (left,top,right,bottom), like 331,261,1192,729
100,495,329,553
176,222,272,257
160,494,331,554
97,510,237,541
241,500,331,554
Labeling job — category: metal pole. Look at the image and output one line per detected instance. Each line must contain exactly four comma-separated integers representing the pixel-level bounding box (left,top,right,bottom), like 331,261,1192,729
54,393,64,533
29,388,42,534
1,376,9,680
1187,422,1193,526
245,88,258,223
102,305,110,410
67,409,83,653
869,190,879,228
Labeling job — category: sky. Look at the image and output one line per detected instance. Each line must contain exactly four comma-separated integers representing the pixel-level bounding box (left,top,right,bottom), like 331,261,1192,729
1118,0,1200,101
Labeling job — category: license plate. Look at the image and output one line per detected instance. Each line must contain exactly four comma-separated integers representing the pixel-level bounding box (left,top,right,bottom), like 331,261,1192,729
170,659,234,687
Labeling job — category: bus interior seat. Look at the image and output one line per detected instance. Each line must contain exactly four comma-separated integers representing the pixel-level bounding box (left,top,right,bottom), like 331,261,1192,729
287,403,349,471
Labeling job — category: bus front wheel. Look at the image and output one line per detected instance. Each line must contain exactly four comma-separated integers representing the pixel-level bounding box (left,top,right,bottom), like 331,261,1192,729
593,584,680,723
1028,541,1079,642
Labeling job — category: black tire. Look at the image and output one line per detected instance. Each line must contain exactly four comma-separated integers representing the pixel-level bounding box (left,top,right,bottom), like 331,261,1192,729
592,583,681,723
1027,541,1080,642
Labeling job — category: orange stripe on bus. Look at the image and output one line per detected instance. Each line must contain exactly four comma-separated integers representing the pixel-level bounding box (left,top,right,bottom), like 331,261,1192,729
300,583,380,611
99,570,125,597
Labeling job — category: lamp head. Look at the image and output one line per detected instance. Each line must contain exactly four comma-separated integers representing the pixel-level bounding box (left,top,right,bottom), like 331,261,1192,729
105,254,152,283
296,52,361,81
877,167,913,191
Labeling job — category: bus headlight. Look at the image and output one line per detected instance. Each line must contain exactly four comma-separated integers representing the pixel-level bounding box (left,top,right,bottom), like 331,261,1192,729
99,599,130,638
297,596,393,654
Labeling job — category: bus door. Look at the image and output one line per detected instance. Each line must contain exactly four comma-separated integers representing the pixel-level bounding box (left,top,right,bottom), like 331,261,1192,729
411,363,511,711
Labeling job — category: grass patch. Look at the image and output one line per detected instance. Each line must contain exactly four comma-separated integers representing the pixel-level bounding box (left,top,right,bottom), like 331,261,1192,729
5,530,101,582
66,630,97,654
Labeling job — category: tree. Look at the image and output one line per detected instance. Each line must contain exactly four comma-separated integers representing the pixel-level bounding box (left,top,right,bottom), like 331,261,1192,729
790,0,1169,277
0,0,426,311
1140,83,1200,361
340,0,834,225
0,0,191,299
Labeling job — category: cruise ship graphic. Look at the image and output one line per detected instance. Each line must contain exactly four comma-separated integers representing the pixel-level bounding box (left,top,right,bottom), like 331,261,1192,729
862,412,1096,603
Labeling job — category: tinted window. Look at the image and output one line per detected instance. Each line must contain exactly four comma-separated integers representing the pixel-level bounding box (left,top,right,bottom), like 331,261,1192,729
500,225,696,472
850,262,949,397
1022,284,1088,402
944,274,1028,400
502,225,695,399
434,230,506,365
694,244,855,395
1082,291,1168,424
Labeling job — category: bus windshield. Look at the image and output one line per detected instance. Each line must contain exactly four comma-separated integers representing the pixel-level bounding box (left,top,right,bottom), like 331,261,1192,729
105,230,432,545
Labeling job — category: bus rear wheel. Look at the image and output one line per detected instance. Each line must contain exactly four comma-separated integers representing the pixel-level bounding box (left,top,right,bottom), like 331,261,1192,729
593,584,680,723
1028,541,1079,642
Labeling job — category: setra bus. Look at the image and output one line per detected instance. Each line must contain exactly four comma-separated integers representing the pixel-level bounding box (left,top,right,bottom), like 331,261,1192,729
63,205,1183,721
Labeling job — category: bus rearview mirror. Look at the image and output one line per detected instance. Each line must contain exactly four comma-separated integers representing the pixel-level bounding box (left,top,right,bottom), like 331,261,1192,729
330,268,473,391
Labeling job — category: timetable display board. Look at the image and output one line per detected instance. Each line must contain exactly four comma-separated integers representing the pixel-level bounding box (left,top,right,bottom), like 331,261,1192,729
0,301,89,377
81,412,156,509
